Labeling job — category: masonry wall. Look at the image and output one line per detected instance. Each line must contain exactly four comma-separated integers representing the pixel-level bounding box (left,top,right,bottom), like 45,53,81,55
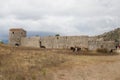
20,36,115,50
9,29,26,46
88,41,116,51
40,36,68,49
40,36,89,49
21,37,40,48
9,28,116,50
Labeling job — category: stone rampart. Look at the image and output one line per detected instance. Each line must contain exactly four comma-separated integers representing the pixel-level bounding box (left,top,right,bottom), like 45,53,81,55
9,28,116,50
88,41,115,50
21,37,40,48
40,36,89,49
20,35,116,50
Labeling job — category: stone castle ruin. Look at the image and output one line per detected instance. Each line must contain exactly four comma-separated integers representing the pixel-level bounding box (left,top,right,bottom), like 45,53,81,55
9,28,26,46
9,28,116,50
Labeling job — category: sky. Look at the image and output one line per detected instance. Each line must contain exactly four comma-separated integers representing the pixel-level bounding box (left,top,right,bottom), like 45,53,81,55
0,0,120,40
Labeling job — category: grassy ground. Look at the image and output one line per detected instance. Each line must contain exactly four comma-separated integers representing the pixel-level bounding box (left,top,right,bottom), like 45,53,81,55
0,44,120,80
0,44,67,80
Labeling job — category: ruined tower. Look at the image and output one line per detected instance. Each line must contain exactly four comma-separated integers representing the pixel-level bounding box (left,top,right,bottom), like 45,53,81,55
9,28,26,46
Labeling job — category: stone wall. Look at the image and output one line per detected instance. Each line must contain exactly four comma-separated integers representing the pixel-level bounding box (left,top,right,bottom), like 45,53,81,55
20,36,89,49
9,28,116,50
88,41,115,50
40,36,89,49
20,35,116,50
21,37,40,48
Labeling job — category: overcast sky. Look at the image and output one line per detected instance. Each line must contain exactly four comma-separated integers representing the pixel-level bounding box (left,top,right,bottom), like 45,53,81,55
0,0,120,40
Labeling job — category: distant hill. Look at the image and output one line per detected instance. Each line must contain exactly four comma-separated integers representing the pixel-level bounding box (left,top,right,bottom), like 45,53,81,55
0,40,8,44
3,40,8,44
27,31,56,37
96,28,120,41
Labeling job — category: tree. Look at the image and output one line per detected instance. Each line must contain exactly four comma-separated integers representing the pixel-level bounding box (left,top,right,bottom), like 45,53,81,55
55,34,60,36
0,40,4,44
35,35,39,37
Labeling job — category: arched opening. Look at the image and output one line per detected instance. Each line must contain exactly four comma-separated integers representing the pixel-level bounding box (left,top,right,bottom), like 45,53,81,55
15,43,19,47
39,41,46,48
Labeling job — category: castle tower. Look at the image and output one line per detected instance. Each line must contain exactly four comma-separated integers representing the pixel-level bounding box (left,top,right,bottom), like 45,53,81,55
9,28,26,46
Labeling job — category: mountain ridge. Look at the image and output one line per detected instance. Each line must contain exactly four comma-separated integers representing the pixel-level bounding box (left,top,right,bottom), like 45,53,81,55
96,28,120,41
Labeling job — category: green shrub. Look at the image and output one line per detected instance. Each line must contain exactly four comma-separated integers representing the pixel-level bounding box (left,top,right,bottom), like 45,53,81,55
0,41,4,44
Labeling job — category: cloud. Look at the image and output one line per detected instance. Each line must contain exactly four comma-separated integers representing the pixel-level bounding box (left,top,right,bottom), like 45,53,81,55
0,0,120,40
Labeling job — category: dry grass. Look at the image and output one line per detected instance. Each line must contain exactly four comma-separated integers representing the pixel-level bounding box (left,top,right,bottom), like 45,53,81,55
0,44,120,80
0,44,67,80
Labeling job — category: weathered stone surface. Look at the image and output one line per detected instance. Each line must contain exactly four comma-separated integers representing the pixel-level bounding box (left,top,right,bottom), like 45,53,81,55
9,28,26,46
9,28,116,50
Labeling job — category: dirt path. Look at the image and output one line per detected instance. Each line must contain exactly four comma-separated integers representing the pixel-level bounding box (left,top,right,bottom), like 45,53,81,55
52,55,120,80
